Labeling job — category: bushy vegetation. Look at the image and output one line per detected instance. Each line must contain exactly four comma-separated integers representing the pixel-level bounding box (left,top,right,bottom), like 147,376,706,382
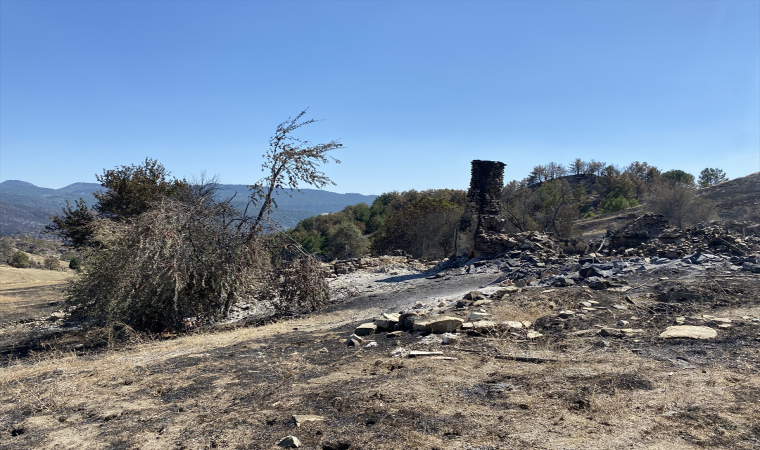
647,175,716,227
503,159,718,232
288,189,465,261
50,110,338,332
10,251,30,268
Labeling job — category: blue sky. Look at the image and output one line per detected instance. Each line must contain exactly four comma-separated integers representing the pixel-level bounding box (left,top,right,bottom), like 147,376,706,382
1,0,758,194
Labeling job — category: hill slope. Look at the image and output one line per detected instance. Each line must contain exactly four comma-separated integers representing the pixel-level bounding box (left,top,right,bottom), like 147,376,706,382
699,171,760,222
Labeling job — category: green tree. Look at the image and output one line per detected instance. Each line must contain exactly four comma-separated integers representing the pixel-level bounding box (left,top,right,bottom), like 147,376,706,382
373,195,464,260
661,169,695,186
698,168,728,187
10,251,30,268
46,159,191,248
93,158,190,221
326,222,370,260
45,198,97,248
69,257,82,271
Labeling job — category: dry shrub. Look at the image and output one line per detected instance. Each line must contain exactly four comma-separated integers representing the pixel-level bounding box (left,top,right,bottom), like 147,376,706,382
66,197,326,332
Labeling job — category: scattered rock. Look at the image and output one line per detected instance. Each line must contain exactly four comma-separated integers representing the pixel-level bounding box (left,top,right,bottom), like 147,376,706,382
412,317,464,333
409,351,444,357
374,313,400,330
501,321,524,330
469,311,491,320
278,436,302,448
354,323,377,336
659,326,718,340
346,334,364,346
292,415,325,427
526,330,543,339
441,333,459,345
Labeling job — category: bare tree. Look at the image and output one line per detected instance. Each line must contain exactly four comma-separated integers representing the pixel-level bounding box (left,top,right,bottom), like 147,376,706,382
248,110,343,231
647,180,716,228
570,158,587,176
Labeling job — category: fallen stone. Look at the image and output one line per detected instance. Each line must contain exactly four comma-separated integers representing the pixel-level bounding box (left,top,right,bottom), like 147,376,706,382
412,317,464,333
557,310,576,319
346,334,364,346
409,351,444,357
354,323,377,336
278,436,302,448
472,299,492,307
469,311,491,320
472,320,497,330
441,333,459,345
599,328,624,338
375,313,400,330
659,326,717,340
292,415,325,427
500,286,522,294
501,321,524,330
464,291,485,300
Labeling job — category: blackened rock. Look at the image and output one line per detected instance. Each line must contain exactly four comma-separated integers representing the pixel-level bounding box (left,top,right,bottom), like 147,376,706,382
585,276,611,290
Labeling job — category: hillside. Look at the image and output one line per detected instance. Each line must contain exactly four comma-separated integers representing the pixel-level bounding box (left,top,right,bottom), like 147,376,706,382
574,172,760,239
0,180,378,235
699,171,760,222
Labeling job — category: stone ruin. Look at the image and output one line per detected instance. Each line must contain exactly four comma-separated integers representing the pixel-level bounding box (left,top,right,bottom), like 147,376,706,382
455,160,507,258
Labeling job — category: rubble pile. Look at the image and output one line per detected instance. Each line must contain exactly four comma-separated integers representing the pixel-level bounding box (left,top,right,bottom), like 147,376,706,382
328,255,421,276
604,214,760,259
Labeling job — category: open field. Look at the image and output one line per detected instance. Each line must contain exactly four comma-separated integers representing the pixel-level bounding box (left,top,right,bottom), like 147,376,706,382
1,259,759,449
0,266,71,326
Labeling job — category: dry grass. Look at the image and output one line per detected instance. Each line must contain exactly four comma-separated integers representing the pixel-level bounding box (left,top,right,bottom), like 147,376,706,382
0,265,72,288
1,276,759,449
0,266,72,326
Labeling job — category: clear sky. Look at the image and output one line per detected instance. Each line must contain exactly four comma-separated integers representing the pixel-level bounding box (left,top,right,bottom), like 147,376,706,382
1,0,759,195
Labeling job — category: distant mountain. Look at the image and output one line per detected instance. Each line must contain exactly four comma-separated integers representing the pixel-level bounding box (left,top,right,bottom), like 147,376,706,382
0,180,377,236
0,202,58,238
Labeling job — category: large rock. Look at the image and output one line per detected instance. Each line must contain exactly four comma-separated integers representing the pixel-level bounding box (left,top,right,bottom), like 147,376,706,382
412,316,464,333
374,313,400,330
354,323,377,336
659,325,717,339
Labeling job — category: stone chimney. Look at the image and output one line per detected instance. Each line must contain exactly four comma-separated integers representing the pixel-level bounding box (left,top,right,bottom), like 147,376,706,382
455,160,507,258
